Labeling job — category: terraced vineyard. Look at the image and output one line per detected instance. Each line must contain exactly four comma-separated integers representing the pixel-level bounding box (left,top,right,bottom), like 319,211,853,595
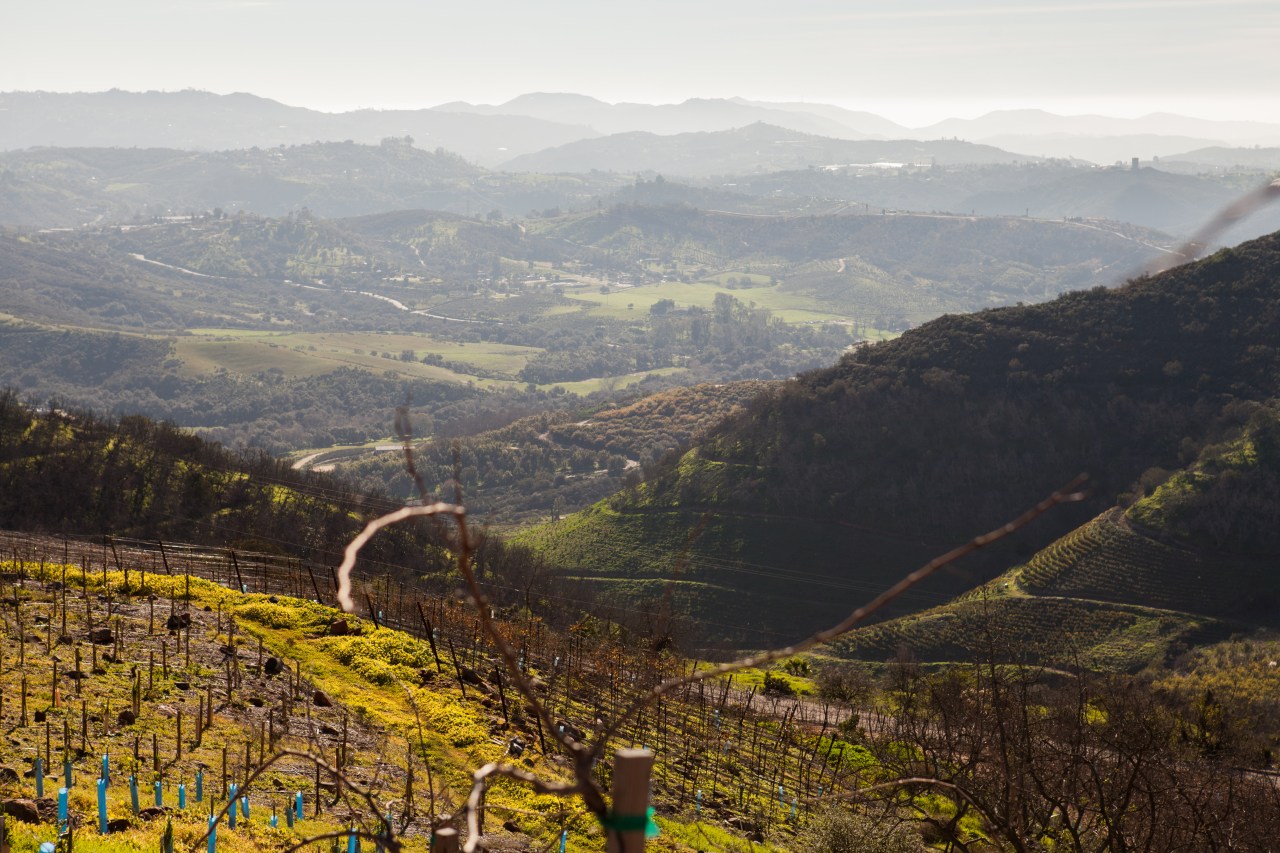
838,590,1226,672
1013,509,1280,622
834,506,1271,672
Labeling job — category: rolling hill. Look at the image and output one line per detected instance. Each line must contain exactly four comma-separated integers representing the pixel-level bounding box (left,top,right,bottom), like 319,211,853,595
500,123,1039,176
0,142,639,228
835,405,1280,671
526,230,1280,646
0,90,598,166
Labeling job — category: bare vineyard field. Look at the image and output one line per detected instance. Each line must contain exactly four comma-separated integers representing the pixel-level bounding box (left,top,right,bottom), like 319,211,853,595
0,530,872,852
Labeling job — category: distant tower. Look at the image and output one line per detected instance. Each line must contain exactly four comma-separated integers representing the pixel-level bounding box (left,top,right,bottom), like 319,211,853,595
1131,157,1140,171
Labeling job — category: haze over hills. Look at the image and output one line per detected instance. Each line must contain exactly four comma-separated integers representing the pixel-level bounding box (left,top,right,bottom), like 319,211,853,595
1158,146,1280,172
434,92,876,139
6,90,1280,168
0,142,625,227
0,90,599,167
498,123,1039,176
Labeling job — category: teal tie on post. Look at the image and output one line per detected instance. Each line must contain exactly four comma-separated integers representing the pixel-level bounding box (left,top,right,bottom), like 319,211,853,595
64,759,72,789
130,775,140,814
156,779,164,807
179,783,187,810
35,757,44,798
57,787,68,829
207,815,218,853
295,791,303,821
347,827,358,853
196,770,203,802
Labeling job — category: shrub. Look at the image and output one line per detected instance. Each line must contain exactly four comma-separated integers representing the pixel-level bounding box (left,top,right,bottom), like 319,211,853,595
762,671,795,696
795,806,926,853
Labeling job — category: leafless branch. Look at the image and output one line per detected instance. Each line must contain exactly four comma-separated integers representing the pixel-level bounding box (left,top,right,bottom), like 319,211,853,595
463,762,584,853
1147,178,1280,275
338,404,1086,851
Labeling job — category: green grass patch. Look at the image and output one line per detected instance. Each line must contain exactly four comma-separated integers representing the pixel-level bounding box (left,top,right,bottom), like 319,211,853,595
561,280,854,324
172,330,540,385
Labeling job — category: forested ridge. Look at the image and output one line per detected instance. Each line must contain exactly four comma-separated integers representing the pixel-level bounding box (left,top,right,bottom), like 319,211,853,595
533,230,1280,642
0,391,444,569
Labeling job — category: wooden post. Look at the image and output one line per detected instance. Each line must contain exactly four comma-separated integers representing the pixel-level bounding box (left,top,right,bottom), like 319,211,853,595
303,562,323,603
60,567,68,641
606,749,655,853
229,551,245,593
430,827,459,853
417,603,442,673
494,669,509,729
447,638,467,699
108,537,123,589
340,715,348,769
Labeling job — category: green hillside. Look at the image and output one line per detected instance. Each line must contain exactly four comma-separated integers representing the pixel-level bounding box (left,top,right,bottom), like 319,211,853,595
0,392,441,569
834,406,1280,670
528,231,1280,645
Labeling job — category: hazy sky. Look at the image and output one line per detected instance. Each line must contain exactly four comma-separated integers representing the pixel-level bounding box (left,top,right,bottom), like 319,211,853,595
5,0,1278,125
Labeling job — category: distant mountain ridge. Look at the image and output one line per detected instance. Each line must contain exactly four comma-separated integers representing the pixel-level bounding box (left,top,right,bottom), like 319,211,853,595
434,92,879,139
500,123,1038,176
5,90,1279,168
0,90,598,166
